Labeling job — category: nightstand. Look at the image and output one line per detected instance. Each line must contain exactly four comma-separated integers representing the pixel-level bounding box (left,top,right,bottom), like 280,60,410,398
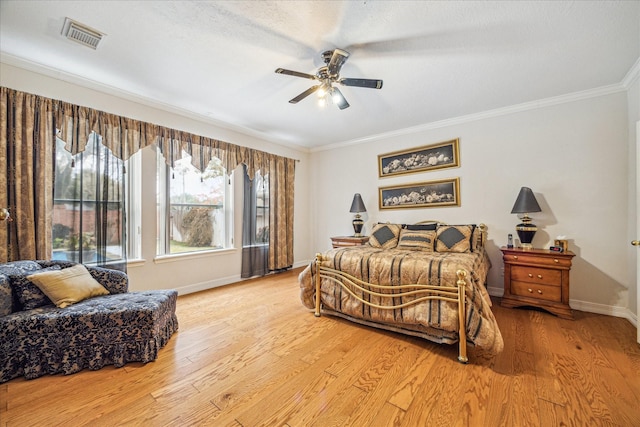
500,247,575,319
330,236,369,248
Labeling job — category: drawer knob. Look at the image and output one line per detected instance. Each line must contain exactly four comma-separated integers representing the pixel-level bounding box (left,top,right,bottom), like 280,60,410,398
528,273,533,278
537,274,543,279
513,256,518,260
528,288,533,293
537,289,543,294
554,259,559,263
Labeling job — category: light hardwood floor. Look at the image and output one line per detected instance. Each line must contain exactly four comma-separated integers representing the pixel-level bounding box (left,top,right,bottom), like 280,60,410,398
1,267,639,426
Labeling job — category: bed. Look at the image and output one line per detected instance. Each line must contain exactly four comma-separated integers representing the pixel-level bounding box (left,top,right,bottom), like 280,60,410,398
299,222,504,363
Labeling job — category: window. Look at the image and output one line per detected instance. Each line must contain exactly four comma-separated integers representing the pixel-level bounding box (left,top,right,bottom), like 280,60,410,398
157,149,232,255
248,170,269,246
52,133,139,265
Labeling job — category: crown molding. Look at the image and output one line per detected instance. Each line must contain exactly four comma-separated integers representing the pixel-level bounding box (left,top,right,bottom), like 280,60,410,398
622,56,640,89
311,82,627,153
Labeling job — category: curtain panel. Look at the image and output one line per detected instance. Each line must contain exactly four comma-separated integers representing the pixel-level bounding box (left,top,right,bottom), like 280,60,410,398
1,87,296,265
268,156,295,271
0,87,55,262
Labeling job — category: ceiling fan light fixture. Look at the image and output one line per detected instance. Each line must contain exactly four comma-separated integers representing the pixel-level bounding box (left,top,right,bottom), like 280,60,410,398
331,89,342,104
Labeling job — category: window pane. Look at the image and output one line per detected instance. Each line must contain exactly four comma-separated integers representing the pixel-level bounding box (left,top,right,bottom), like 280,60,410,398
255,172,269,244
52,135,125,264
165,151,227,254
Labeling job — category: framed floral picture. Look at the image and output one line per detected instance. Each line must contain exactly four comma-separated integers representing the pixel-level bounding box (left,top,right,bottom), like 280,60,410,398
378,138,460,178
379,177,460,209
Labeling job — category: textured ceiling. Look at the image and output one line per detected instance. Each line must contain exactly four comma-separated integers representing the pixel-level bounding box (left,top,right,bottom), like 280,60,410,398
1,1,639,150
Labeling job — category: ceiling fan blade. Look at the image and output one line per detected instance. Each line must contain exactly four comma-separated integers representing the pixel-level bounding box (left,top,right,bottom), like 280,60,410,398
339,78,383,89
327,49,350,77
289,85,320,104
275,68,317,80
331,87,350,110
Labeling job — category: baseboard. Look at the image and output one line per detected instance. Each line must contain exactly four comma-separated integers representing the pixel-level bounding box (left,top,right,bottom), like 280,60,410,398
176,260,311,295
487,286,637,327
570,299,638,327
176,274,243,295
293,259,312,269
487,286,504,298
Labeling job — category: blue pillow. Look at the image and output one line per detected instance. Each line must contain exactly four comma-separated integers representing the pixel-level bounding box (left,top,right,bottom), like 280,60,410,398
10,265,62,310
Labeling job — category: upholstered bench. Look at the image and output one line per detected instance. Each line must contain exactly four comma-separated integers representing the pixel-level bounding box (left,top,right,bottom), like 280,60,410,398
0,260,178,383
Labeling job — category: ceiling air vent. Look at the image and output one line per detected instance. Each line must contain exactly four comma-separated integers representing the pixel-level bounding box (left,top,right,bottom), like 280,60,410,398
62,18,104,49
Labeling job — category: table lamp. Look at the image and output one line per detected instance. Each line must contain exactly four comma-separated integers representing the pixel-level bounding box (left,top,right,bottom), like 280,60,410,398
349,193,366,237
510,187,541,249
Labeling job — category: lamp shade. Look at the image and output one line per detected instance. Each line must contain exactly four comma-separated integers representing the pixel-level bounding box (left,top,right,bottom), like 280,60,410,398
349,193,367,213
510,187,541,214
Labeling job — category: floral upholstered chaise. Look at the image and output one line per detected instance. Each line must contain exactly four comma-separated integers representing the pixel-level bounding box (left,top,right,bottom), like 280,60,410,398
0,260,178,383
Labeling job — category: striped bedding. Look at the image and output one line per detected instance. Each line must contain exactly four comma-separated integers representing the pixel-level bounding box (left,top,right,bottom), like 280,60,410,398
299,246,503,354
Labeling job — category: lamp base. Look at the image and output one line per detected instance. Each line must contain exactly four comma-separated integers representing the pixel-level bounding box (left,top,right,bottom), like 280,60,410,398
352,215,364,237
516,222,537,249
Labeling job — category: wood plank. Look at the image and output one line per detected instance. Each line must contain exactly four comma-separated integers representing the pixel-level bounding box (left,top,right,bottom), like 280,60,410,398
234,330,390,426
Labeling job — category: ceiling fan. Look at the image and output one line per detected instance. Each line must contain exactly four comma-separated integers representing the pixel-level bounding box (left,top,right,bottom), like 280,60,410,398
275,49,383,110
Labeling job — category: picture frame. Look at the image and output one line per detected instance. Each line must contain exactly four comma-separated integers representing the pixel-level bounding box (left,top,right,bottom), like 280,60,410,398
378,138,460,178
379,177,460,210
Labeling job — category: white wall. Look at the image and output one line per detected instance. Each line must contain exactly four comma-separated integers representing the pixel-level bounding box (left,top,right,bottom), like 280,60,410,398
310,91,633,318
0,63,313,294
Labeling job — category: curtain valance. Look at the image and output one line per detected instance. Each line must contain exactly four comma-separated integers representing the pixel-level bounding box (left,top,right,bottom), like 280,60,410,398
2,87,289,179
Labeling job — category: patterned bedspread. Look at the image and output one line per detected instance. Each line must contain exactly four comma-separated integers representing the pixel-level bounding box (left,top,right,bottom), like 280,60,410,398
299,246,503,354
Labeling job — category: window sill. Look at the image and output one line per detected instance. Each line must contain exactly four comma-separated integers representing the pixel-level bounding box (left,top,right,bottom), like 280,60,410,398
242,243,269,249
153,247,237,264
127,258,146,268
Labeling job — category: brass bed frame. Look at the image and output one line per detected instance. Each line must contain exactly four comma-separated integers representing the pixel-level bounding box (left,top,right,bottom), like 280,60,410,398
313,223,487,364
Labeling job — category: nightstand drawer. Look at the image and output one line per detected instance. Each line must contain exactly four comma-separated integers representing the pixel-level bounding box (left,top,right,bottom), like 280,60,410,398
511,280,562,302
503,253,571,268
511,266,561,286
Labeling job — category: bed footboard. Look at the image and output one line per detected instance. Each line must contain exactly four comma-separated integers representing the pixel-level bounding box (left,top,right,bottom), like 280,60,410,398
314,253,469,363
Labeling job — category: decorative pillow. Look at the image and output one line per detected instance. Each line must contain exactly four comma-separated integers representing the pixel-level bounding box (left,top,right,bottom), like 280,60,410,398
368,223,402,249
397,229,436,251
10,265,62,310
435,225,476,253
403,222,438,231
27,264,109,308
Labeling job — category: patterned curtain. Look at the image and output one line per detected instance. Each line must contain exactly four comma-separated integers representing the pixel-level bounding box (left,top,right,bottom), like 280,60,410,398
268,156,295,271
0,87,55,262
54,98,274,179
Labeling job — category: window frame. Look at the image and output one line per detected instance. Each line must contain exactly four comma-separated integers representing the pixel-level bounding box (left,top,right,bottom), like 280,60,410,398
155,149,233,258
52,134,141,266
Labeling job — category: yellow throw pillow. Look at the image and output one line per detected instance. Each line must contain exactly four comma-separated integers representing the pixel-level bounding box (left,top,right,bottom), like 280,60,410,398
27,264,109,308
